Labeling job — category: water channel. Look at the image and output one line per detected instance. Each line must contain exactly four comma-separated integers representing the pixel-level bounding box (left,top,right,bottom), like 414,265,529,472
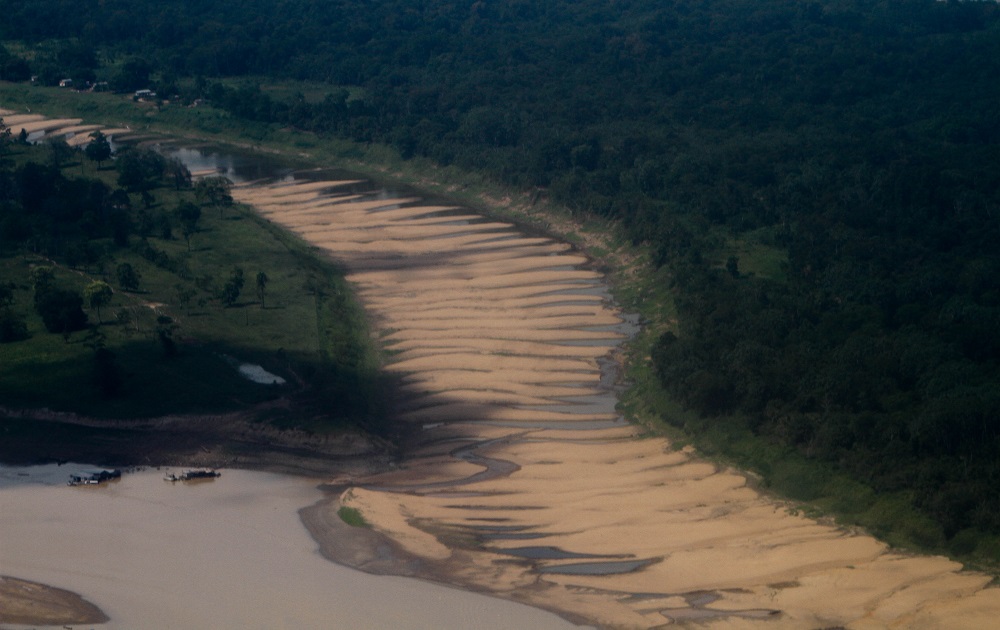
0,465,578,629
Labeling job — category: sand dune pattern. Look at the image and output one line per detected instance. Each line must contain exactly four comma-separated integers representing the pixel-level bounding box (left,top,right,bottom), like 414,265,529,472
0,110,138,148
235,179,1000,629
3,110,998,628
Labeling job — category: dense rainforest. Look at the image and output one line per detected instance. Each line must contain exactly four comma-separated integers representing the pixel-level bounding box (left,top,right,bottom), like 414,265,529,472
2,0,999,558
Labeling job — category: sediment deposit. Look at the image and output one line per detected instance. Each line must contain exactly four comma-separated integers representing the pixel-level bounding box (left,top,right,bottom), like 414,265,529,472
237,178,1000,629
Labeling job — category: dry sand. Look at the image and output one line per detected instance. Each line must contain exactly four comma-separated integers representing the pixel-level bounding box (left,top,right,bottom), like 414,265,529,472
1,113,44,126
7,117,83,134
0,110,135,146
235,178,1000,629
44,123,102,138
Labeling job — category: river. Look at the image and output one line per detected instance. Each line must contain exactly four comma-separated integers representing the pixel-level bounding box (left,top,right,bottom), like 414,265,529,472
0,139,584,629
5,117,1000,629
0,464,578,629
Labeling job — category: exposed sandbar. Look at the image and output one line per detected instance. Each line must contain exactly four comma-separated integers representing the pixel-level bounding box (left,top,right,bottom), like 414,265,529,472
0,575,108,626
232,177,1000,629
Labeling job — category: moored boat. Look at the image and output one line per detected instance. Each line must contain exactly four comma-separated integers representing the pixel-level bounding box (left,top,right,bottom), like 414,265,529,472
67,469,121,486
164,469,221,482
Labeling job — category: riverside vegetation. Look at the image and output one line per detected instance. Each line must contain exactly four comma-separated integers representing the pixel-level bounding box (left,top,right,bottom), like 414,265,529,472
0,122,384,433
1,0,999,570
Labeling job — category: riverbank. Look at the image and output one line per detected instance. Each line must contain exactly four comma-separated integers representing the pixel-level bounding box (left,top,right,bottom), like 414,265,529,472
4,100,1000,629
0,400,395,628
0,403,391,477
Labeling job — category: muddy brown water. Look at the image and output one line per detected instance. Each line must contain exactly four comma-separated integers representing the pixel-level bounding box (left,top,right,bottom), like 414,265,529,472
0,465,580,629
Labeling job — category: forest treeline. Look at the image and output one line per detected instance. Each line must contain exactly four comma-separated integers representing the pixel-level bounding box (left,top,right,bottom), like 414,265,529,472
2,0,999,555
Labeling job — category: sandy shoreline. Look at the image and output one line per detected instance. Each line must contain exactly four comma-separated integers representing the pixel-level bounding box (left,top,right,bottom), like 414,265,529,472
3,110,1000,628
236,177,1000,629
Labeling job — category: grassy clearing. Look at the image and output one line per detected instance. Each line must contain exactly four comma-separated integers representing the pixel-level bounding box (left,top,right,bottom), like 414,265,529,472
718,238,788,282
337,505,369,528
0,140,380,427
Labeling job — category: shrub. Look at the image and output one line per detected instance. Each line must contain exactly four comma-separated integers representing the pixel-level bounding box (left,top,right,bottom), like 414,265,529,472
35,288,88,334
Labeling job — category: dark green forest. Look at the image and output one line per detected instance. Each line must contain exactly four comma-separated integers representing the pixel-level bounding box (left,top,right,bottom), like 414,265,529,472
2,0,999,558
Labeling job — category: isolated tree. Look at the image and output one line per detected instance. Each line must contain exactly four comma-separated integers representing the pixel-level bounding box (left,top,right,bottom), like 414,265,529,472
195,176,233,217
221,267,244,307
84,280,113,323
84,130,112,169
177,201,201,251
165,157,191,190
0,116,10,148
35,289,88,335
172,283,193,311
255,271,268,308
116,146,166,193
47,138,74,168
115,262,142,292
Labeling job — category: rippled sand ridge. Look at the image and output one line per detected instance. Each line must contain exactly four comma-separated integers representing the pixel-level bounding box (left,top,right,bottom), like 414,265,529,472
236,179,1000,629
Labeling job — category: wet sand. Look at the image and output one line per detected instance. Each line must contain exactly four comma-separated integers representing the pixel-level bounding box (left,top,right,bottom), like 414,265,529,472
236,178,1000,629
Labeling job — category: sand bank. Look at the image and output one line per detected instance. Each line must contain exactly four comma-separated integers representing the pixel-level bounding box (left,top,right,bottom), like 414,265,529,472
0,575,108,626
234,177,1000,629
8,118,83,134
0,109,136,147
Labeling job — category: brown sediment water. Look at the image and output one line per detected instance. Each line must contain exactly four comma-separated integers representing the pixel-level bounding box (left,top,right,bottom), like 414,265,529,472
0,465,579,629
